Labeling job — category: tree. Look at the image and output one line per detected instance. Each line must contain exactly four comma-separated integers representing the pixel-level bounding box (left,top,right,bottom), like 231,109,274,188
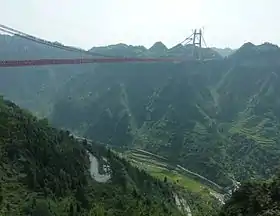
32,200,52,216
89,205,105,216
0,183,3,204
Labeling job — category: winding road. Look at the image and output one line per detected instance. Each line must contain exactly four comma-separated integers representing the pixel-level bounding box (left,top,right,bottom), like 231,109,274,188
87,152,111,183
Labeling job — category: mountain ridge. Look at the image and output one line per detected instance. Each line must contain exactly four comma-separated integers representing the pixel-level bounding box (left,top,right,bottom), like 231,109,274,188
1,33,280,191
2,33,280,215
49,45,280,187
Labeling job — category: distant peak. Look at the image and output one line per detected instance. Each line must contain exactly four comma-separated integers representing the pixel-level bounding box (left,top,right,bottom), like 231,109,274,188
229,41,280,61
149,41,167,52
258,42,279,51
107,43,129,48
232,42,256,56
240,42,256,49
237,42,280,54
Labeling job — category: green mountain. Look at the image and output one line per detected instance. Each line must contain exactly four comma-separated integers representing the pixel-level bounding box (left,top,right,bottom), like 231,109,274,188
0,96,189,216
0,35,280,216
149,42,168,53
219,173,280,216
0,34,96,116
0,34,220,117
2,33,280,204
49,42,280,188
90,42,222,59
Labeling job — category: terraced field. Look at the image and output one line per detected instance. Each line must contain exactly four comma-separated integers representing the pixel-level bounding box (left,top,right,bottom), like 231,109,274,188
124,149,225,208
74,135,224,215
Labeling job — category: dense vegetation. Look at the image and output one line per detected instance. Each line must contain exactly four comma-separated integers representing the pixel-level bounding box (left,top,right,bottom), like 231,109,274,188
0,97,184,215
0,34,95,116
2,34,280,188
0,34,220,116
219,173,280,216
1,98,279,216
2,33,280,215
50,43,280,187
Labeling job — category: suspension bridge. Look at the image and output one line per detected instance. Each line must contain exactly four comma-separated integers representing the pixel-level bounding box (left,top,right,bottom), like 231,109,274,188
0,24,209,67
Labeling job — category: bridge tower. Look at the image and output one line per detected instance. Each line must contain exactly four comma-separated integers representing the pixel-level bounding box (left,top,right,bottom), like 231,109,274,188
192,29,202,60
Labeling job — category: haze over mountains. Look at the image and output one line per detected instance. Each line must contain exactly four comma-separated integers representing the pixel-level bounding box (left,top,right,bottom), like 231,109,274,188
1,33,280,215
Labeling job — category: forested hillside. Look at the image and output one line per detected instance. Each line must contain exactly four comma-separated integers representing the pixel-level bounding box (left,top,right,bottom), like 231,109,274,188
50,42,280,187
219,173,280,216
0,97,187,215
0,34,220,118
0,34,97,116
2,33,280,213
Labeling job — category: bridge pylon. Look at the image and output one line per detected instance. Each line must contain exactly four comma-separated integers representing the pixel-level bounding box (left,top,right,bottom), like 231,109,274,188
180,28,205,61
192,29,202,60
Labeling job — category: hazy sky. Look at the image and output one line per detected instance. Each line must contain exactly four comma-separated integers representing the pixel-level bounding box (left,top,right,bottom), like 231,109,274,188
1,0,279,50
